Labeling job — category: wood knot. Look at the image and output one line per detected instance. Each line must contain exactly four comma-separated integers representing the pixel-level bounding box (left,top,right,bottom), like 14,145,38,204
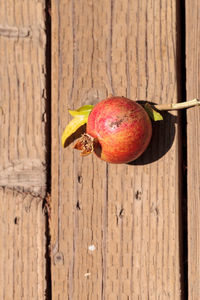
53,252,64,265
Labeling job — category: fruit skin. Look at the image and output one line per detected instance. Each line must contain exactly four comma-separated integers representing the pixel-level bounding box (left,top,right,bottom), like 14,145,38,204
86,96,152,164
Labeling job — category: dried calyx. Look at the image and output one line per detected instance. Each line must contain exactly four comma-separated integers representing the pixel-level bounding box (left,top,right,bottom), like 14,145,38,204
74,133,95,156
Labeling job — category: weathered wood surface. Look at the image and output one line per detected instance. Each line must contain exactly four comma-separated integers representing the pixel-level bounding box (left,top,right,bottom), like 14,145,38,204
0,0,47,196
0,1,47,299
186,0,200,299
51,0,181,299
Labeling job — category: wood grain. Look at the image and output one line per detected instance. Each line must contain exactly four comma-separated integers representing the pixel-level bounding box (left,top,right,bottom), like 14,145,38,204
0,188,46,299
0,0,47,195
186,0,200,298
51,0,181,299
0,1,48,298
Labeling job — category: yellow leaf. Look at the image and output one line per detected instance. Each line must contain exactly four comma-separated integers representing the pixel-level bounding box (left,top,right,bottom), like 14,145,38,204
61,116,88,147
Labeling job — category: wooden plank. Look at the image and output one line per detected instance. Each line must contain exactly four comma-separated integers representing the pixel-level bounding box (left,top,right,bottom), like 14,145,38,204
0,188,46,299
186,1,200,299
0,0,47,196
0,1,48,298
51,0,181,298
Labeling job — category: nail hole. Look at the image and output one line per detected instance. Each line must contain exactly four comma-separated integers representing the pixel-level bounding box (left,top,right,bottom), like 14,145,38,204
14,217,20,224
76,201,81,210
77,175,83,184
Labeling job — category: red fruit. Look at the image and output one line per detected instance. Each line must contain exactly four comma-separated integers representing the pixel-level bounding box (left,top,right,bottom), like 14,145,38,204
85,96,152,164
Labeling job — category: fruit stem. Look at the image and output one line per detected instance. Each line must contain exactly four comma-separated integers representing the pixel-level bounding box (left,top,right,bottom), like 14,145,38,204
154,98,200,111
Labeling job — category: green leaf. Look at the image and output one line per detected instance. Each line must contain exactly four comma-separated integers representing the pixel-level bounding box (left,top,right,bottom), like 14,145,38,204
77,105,94,112
144,103,163,121
61,115,88,147
68,105,94,117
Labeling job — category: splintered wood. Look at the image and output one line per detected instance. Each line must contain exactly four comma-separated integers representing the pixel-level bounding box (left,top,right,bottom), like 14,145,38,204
52,0,181,299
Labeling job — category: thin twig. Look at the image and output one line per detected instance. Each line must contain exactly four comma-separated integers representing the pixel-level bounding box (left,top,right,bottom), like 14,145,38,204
154,99,200,111
154,99,200,110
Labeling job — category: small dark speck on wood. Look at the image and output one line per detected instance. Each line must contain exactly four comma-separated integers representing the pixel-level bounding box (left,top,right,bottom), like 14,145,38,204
76,201,81,210
135,190,142,200
77,175,83,184
14,217,20,224
116,208,124,225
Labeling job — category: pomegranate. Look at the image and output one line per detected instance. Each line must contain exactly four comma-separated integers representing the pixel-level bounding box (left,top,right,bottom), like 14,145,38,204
62,96,199,164
75,96,152,163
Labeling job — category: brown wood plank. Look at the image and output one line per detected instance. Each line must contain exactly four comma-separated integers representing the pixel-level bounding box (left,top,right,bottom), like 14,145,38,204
0,1,48,298
52,0,181,298
186,1,200,299
0,0,47,196
0,188,46,299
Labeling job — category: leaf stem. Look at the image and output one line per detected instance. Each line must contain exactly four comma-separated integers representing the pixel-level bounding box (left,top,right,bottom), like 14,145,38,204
154,99,200,111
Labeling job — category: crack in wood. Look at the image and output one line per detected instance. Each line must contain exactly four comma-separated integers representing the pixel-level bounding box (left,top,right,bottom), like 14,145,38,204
0,25,30,38
0,159,46,191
